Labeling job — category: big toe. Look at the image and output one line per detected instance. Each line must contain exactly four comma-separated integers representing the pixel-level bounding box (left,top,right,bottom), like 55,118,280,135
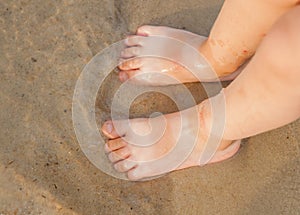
127,167,145,181
136,25,155,36
127,163,168,181
114,159,137,173
136,25,168,36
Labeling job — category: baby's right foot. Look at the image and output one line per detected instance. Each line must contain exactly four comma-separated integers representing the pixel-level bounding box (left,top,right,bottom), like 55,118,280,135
101,97,241,181
118,25,245,86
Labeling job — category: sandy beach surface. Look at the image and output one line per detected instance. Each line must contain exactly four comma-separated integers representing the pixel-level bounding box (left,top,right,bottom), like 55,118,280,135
0,0,299,214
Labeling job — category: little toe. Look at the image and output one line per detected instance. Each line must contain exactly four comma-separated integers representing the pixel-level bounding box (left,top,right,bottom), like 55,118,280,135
101,121,126,139
108,147,131,163
118,58,142,71
105,139,127,153
114,159,137,173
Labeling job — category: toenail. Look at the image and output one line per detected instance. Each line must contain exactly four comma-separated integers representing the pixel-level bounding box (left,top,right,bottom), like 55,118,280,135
119,72,128,82
105,122,113,133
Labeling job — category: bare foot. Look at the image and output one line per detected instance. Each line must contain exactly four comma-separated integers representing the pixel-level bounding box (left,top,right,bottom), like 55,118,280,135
118,25,244,86
101,100,240,181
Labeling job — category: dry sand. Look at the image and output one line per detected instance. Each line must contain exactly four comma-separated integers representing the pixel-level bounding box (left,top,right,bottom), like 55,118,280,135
0,0,299,214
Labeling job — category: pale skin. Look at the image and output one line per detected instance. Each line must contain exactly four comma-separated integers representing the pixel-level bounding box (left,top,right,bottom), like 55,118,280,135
102,0,300,180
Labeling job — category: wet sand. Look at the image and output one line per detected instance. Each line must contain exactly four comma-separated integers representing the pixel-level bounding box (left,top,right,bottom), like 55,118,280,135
0,0,299,214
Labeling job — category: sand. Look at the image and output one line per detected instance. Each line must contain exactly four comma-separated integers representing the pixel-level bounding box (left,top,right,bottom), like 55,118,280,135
0,0,299,214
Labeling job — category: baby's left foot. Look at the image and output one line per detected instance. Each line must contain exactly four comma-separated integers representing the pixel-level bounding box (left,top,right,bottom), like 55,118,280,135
101,102,240,181
118,25,242,86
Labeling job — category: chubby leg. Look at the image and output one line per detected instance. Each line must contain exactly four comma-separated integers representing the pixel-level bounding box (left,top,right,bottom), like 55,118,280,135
222,6,300,140
201,0,300,76
102,7,300,180
118,0,299,85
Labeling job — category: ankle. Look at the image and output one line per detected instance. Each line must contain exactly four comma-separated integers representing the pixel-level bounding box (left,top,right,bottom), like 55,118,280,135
198,97,234,150
199,39,249,77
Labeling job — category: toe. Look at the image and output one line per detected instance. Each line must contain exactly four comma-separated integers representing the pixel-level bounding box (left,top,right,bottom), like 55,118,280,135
108,147,131,163
119,70,143,83
125,35,144,46
127,167,144,181
114,159,137,173
127,165,167,181
101,120,126,139
105,139,127,153
136,25,152,36
121,47,141,58
118,58,142,70
136,25,162,36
